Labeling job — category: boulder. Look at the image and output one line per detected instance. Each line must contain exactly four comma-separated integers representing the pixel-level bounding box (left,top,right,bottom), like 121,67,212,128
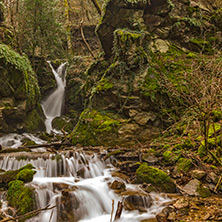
181,179,211,197
135,163,176,193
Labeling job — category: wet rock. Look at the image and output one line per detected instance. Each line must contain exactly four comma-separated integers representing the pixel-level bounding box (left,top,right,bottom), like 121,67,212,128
53,183,69,191
191,170,206,180
123,193,153,212
156,212,167,222
110,180,126,192
181,179,211,197
0,164,36,188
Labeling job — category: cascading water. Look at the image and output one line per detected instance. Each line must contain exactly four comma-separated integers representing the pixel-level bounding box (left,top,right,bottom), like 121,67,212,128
0,61,171,221
0,153,171,222
41,62,67,133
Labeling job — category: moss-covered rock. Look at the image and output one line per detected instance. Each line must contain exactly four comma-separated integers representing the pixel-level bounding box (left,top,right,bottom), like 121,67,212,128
174,157,193,173
52,116,74,133
0,164,36,188
135,163,176,193
7,180,36,215
0,44,43,133
71,109,121,146
16,169,36,183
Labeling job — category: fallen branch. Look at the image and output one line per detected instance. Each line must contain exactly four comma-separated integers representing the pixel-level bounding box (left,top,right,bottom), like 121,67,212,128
114,201,123,221
1,204,56,222
110,200,114,222
214,175,222,192
19,142,72,150
80,20,96,59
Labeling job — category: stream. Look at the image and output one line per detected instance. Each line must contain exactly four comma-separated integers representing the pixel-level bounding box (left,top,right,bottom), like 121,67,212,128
0,63,170,221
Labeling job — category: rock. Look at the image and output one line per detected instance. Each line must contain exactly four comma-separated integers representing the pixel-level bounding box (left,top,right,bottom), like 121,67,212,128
0,164,36,188
135,163,176,193
173,198,189,209
133,112,156,126
156,212,167,222
142,153,158,164
181,179,211,197
206,172,218,184
123,191,153,212
52,116,74,133
150,39,170,53
110,180,126,192
7,180,36,215
191,170,206,180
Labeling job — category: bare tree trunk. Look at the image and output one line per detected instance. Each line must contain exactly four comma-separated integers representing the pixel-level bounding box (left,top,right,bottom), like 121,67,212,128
64,0,72,53
90,0,101,15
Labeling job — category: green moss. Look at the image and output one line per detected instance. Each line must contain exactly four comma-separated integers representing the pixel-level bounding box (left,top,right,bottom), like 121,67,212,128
162,150,180,163
196,185,211,198
0,44,40,109
212,110,222,122
16,169,36,183
94,78,114,93
135,163,176,193
24,105,45,132
176,158,193,173
72,109,122,146
7,180,36,215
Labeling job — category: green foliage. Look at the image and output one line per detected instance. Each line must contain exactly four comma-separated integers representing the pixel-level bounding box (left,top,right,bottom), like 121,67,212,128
136,163,176,193
16,0,66,58
7,180,35,215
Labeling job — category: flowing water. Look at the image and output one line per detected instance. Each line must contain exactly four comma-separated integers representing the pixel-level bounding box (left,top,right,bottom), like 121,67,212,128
41,62,67,133
0,62,171,221
0,152,170,222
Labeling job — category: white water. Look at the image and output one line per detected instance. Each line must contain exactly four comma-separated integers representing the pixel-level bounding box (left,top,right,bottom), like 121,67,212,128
41,62,67,133
0,153,171,222
0,61,171,221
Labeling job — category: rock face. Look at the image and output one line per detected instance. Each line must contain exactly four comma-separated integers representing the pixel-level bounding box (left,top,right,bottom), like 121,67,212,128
69,0,222,146
0,44,45,133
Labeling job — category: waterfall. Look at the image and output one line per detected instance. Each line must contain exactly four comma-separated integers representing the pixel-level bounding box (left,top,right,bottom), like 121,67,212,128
0,153,171,222
41,62,67,133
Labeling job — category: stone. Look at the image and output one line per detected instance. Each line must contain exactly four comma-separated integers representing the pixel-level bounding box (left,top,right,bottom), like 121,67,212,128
181,179,211,197
173,198,189,209
150,39,169,53
206,172,219,184
110,180,126,191
123,193,153,212
142,153,158,164
133,112,156,126
191,170,206,180
135,163,176,193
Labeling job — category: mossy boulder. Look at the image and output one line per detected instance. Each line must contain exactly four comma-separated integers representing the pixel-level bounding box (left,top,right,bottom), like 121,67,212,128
0,44,43,133
0,164,36,188
7,180,36,215
135,163,176,193
174,158,193,173
71,109,121,146
16,169,36,183
52,116,74,133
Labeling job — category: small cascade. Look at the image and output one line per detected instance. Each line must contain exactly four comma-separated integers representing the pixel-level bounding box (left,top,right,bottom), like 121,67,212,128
41,62,67,133
0,153,171,222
